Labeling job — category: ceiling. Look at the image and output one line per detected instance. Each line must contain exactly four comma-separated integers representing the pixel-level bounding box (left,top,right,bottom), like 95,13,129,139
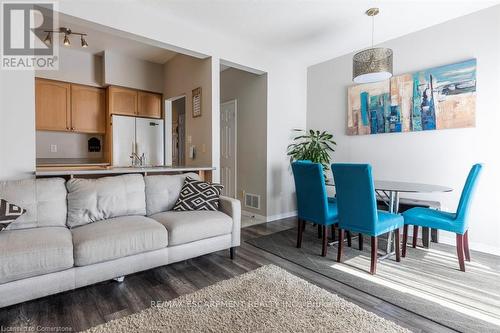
143,0,500,65
58,16,177,64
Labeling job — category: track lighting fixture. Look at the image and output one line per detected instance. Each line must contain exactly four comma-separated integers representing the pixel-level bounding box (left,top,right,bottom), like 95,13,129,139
42,27,88,48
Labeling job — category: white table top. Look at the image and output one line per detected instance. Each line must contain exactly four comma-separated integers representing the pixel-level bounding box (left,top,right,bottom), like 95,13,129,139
326,179,452,193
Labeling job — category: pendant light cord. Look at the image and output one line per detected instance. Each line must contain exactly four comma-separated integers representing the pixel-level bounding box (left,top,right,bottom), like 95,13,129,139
371,14,374,48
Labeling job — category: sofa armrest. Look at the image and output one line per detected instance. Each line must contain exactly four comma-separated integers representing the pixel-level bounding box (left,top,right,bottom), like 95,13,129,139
219,196,241,247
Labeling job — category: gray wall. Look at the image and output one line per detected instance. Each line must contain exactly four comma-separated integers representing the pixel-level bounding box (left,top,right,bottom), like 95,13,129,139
220,68,267,216
307,7,500,255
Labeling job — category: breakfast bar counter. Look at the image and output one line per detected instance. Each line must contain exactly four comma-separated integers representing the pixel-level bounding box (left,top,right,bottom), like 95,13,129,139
35,166,215,180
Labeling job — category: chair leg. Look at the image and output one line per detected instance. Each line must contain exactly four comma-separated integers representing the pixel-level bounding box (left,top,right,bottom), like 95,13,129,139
464,230,471,262
331,224,336,242
296,219,303,248
370,236,378,275
358,233,363,251
395,228,401,262
321,225,328,257
402,225,408,257
318,224,322,238
347,231,352,247
412,225,418,248
456,234,466,272
337,229,344,262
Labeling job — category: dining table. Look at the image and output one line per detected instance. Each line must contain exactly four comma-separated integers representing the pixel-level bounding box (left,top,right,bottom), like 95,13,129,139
326,179,453,259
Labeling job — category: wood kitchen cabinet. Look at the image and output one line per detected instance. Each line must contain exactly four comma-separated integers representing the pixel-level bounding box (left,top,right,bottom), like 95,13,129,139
35,78,71,131
138,91,162,118
36,78,106,134
71,84,106,134
107,86,138,116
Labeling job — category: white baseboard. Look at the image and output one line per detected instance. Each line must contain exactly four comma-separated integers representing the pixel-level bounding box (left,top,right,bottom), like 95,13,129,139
265,211,297,222
438,234,500,256
241,210,267,221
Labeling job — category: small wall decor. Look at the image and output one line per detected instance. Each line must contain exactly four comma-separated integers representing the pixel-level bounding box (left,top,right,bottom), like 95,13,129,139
347,59,477,135
192,87,202,118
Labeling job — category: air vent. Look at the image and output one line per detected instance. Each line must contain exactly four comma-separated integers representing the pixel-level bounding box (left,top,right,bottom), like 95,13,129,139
244,193,260,210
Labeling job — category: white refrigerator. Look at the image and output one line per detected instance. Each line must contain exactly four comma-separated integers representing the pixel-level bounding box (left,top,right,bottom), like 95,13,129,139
112,115,164,167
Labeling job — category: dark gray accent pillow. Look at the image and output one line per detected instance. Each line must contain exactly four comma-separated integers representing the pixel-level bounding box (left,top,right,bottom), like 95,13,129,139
173,177,223,211
0,198,26,231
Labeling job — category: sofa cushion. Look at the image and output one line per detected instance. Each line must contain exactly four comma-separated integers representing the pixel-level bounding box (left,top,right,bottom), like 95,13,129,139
71,215,168,266
150,210,232,246
66,174,146,228
144,172,200,216
0,227,74,284
0,178,67,230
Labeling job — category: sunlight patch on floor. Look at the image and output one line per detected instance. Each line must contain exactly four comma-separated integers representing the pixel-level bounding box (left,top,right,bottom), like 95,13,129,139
329,262,500,327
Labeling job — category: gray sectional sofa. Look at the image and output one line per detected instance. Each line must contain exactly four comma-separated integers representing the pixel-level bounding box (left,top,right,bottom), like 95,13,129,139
0,173,241,308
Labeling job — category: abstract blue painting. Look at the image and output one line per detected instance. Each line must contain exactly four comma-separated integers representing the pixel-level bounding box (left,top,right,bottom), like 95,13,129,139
347,59,476,135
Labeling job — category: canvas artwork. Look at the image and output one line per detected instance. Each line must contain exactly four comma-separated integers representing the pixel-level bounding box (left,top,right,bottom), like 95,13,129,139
347,59,477,135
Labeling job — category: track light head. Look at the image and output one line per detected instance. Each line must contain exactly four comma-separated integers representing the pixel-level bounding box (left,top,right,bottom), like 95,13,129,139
43,32,51,46
63,34,70,46
81,35,88,48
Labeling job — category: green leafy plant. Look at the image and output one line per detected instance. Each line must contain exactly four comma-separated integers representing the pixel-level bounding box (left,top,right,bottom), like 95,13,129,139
287,129,336,172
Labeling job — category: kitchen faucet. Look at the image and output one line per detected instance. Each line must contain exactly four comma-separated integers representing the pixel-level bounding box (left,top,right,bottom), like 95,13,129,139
130,152,145,167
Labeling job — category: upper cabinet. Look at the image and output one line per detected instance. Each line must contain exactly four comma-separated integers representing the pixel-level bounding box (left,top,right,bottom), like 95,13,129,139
35,78,105,134
71,84,106,134
35,79,71,131
138,91,162,118
108,86,162,119
107,86,137,116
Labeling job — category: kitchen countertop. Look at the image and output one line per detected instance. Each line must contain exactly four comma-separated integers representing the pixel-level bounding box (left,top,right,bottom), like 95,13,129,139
36,165,215,177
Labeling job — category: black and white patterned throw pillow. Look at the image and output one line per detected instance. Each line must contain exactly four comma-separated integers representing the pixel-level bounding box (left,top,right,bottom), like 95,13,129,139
0,199,26,231
173,177,224,211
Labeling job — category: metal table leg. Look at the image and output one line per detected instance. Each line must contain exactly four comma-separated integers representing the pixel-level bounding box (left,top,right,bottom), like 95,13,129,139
379,191,399,261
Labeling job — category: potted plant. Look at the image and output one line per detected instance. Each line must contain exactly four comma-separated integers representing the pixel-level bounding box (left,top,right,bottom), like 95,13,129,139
287,129,336,173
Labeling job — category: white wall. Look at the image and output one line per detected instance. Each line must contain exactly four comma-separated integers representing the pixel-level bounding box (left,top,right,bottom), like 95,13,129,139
103,51,164,93
307,7,500,255
36,47,102,86
0,70,36,180
220,68,268,216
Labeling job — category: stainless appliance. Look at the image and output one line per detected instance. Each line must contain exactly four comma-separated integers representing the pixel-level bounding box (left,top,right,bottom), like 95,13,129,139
112,115,164,167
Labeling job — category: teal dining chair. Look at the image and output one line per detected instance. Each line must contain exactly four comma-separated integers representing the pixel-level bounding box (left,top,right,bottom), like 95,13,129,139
332,163,404,274
292,161,339,257
402,164,482,272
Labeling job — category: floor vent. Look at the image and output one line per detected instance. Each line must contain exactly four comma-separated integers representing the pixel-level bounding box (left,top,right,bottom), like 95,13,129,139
245,193,260,210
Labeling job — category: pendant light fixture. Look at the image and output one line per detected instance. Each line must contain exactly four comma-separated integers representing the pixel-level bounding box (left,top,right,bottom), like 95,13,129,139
352,8,393,84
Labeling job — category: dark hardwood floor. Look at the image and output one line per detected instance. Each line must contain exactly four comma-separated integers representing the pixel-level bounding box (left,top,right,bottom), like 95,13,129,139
0,218,456,332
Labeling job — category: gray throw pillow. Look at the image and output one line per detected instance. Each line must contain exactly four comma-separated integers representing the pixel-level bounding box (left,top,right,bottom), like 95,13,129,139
0,198,26,231
173,177,223,211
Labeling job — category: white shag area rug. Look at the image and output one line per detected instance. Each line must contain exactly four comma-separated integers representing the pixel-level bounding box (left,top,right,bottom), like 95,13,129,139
86,265,409,333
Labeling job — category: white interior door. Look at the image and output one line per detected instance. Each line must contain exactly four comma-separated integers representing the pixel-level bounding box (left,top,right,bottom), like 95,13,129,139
220,100,237,198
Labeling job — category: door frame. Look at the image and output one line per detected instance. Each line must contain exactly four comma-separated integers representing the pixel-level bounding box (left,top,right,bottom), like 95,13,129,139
165,94,186,166
220,99,237,198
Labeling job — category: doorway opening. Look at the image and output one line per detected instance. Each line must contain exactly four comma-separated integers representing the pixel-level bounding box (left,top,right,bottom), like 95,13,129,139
165,95,186,166
220,61,268,227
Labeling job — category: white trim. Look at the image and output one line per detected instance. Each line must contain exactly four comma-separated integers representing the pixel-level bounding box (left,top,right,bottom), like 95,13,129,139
220,99,237,198
265,211,297,222
220,59,266,75
438,234,500,256
241,210,267,221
